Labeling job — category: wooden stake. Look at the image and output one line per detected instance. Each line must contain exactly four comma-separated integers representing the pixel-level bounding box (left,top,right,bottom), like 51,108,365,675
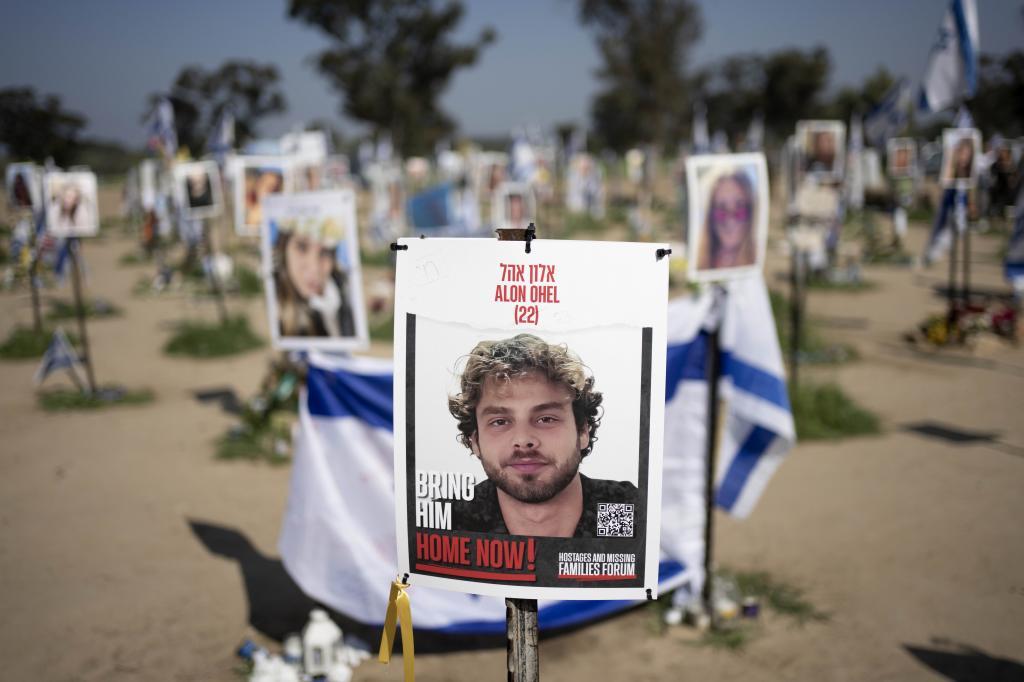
68,240,97,394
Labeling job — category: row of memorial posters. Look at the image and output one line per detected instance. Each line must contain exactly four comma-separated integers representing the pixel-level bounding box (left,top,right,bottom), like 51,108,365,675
4,164,100,239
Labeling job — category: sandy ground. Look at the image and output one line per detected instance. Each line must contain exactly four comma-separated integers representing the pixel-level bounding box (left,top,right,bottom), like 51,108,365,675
1,183,1022,681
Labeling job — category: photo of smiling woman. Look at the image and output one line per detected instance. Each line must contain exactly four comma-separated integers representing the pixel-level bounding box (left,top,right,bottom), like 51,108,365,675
685,152,769,282
261,190,369,351
940,128,982,190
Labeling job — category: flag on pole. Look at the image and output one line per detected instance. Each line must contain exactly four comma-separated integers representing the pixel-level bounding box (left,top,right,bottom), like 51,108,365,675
845,116,865,211
864,79,911,148
279,277,793,629
692,102,710,155
146,96,178,159
919,0,979,113
34,328,86,388
207,108,235,165
743,114,764,152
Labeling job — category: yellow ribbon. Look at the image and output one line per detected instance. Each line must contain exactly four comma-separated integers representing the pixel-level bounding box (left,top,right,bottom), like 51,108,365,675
378,578,414,682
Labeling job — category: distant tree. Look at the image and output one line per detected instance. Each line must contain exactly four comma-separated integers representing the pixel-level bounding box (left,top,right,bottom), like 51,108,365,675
0,87,86,166
288,0,495,157
144,60,287,154
824,66,898,123
760,47,832,141
579,0,702,152
968,51,1024,138
691,53,764,147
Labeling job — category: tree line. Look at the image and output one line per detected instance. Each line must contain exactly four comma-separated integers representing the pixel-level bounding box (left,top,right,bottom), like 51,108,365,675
1,0,1021,167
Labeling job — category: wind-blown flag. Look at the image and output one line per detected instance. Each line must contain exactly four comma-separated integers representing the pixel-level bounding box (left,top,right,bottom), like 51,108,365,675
864,79,911,149
846,116,865,211
279,277,793,630
744,114,764,152
34,328,85,388
146,96,178,159
919,0,979,113
207,108,235,166
692,102,710,155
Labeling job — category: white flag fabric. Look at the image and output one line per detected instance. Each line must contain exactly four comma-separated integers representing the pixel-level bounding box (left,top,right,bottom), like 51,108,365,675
146,96,178,159
919,0,979,113
864,79,910,149
846,116,865,211
280,276,793,629
692,102,710,155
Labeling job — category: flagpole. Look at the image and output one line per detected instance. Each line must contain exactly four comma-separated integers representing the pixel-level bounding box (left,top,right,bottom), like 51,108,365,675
201,218,229,325
28,209,43,335
960,189,971,313
947,196,960,335
68,239,97,394
701,285,725,624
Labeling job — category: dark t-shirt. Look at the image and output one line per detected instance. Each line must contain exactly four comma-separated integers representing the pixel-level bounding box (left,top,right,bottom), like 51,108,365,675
450,473,639,538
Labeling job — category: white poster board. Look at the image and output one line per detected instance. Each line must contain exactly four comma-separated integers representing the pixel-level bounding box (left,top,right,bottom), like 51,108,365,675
393,238,668,600
43,171,99,238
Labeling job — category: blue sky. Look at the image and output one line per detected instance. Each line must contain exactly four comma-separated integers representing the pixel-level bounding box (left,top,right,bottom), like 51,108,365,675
1,0,1021,145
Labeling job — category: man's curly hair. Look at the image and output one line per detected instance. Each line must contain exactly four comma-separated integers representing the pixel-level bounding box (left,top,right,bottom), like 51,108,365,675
447,334,602,457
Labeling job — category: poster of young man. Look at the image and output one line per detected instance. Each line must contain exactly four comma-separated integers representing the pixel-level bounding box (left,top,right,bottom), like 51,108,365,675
43,171,99,238
234,156,293,237
796,120,846,182
940,128,982,190
886,138,917,179
491,182,535,231
685,152,769,282
259,189,369,351
393,237,669,600
6,162,41,210
173,160,223,220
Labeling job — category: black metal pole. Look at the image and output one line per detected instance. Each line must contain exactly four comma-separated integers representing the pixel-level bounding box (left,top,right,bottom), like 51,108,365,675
68,240,97,394
947,209,960,334
202,219,229,325
961,193,971,312
701,318,723,622
789,248,802,391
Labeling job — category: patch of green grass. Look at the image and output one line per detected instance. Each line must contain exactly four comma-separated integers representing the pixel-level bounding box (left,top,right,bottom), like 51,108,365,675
370,312,394,342
790,381,881,441
721,568,830,625
47,298,122,320
770,291,858,364
234,264,263,297
697,623,756,651
907,207,935,224
0,326,78,359
119,251,148,266
563,213,609,237
37,386,154,411
215,420,291,465
361,249,395,268
164,315,264,358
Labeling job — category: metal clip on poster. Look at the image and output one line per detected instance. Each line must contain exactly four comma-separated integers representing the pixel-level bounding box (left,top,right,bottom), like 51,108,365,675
701,284,727,626
495,223,540,682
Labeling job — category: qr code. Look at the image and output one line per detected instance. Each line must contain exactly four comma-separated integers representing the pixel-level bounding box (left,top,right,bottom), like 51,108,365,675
597,503,634,537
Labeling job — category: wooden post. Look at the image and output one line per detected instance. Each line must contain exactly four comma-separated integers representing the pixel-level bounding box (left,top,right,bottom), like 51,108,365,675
201,219,229,325
947,196,960,336
700,303,723,623
497,223,540,681
68,240,97,394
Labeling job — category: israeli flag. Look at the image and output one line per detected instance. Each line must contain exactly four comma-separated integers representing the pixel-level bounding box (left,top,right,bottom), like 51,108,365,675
146,96,178,158
919,0,979,113
279,277,793,630
1005,183,1024,291
692,102,710,155
509,131,538,184
864,79,910,149
207,108,235,164
34,328,85,388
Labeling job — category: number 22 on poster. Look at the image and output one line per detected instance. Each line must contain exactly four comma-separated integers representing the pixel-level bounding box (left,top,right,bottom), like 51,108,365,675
494,262,560,326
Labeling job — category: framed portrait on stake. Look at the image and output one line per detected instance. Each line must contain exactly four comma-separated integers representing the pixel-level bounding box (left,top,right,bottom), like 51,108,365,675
43,171,99,238
234,156,293,237
796,120,846,181
491,182,535,231
260,189,369,351
6,162,41,210
940,128,982,190
173,160,223,220
886,138,917,179
685,152,769,282
393,237,669,600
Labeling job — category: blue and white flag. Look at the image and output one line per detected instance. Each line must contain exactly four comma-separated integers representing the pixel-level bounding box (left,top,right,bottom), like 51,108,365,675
207,108,235,165
1005,183,1024,289
509,131,538,184
280,276,793,630
146,96,178,159
406,183,455,233
692,102,710,155
34,328,85,388
919,0,979,113
864,79,911,149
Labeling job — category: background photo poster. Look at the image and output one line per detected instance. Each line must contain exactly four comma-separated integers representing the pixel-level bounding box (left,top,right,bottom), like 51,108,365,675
234,156,293,237
43,171,99,238
393,237,669,600
259,189,369,351
173,160,223,220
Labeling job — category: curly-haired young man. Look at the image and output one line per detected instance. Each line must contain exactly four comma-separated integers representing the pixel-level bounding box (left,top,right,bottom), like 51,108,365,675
448,334,637,538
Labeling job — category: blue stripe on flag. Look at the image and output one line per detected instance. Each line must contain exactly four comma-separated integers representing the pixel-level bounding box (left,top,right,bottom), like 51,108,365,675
433,559,687,634
952,0,977,95
716,426,776,511
665,335,707,401
721,353,791,411
306,364,393,430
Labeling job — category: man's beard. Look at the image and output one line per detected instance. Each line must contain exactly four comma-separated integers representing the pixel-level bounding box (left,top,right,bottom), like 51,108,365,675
481,447,583,504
